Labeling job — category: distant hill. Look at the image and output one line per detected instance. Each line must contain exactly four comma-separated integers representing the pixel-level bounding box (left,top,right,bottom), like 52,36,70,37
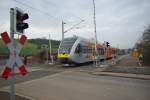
28,38,60,48
0,38,60,56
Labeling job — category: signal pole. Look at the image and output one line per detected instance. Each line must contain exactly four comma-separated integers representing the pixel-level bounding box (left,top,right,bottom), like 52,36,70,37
92,0,98,67
9,7,29,100
10,8,15,100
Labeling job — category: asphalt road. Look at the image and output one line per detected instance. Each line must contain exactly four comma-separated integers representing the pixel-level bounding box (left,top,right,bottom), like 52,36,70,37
0,70,61,88
0,61,88,89
1,71,149,100
0,63,86,88
0,55,150,100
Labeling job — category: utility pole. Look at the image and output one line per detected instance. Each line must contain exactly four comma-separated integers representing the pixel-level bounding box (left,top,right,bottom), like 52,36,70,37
49,34,53,64
92,0,98,67
61,20,84,41
46,45,49,63
62,21,65,41
49,34,51,59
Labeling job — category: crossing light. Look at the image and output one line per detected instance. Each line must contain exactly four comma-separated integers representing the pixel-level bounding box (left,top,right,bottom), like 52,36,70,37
16,8,29,33
106,42,110,47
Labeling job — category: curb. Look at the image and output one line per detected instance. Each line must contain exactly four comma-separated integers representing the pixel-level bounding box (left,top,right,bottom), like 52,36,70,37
15,92,36,100
91,72,150,80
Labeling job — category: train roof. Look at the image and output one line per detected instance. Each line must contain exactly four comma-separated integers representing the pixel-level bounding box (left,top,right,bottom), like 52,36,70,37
63,36,118,49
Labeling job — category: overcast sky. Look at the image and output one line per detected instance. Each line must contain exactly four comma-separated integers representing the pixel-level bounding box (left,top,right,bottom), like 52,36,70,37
0,0,150,49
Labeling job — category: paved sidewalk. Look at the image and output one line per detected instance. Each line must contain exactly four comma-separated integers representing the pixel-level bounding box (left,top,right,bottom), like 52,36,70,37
91,71,150,80
77,67,150,80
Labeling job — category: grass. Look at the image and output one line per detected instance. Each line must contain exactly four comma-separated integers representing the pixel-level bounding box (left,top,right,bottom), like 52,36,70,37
0,39,59,56
0,39,39,56
0,39,9,55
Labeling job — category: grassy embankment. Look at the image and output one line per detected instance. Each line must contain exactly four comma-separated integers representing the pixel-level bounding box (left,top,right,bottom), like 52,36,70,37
0,39,60,57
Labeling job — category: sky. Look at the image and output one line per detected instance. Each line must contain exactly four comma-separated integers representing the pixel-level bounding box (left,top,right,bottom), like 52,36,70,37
0,0,150,49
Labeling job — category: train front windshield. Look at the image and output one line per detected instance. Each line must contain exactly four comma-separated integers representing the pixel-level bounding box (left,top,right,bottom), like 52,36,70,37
59,37,77,54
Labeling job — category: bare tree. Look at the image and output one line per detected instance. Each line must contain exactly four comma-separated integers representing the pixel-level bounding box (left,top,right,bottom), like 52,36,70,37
136,25,150,65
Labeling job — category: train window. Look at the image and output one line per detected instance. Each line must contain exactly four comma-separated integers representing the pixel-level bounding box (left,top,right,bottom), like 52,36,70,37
82,46,86,53
75,44,82,53
88,48,90,53
82,46,88,53
101,48,104,55
97,48,100,55
98,48,104,55
59,37,77,53
90,48,92,53
59,48,71,53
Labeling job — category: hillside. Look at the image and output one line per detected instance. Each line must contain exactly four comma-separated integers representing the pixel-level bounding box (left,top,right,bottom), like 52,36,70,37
28,38,60,48
0,38,60,56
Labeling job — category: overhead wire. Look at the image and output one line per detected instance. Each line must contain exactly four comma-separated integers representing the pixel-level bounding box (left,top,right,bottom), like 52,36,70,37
13,0,91,28
12,0,61,22
11,0,94,39
44,0,84,22
11,0,62,39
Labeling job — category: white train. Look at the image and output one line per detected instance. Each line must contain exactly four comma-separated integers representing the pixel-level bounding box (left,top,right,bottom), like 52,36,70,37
57,36,118,64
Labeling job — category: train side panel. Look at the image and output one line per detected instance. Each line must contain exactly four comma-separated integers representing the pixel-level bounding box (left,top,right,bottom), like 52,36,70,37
70,38,93,63
58,36,119,64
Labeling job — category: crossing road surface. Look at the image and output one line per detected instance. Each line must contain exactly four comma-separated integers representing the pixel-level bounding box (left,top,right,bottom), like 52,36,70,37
108,54,150,74
116,54,139,66
1,71,150,100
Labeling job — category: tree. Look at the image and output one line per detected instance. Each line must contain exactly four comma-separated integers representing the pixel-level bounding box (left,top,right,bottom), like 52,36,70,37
136,25,150,65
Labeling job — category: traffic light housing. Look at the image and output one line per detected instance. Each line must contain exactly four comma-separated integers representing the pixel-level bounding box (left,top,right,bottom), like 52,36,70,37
106,42,110,47
16,8,29,33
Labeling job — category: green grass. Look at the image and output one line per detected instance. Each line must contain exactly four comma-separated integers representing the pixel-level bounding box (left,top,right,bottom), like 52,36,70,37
0,39,39,56
20,42,39,56
0,39,9,55
0,39,59,56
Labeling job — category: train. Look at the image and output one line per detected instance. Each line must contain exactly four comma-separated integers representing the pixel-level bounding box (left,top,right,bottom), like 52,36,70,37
57,36,119,64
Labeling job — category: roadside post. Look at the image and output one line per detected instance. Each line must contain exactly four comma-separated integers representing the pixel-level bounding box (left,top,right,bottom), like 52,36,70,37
0,7,29,100
41,44,49,63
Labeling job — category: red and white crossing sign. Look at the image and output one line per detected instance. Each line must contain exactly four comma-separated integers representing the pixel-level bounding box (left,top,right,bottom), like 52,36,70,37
1,32,28,79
